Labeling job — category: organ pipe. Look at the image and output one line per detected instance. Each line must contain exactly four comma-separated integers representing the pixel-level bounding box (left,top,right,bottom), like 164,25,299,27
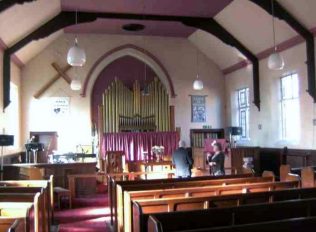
101,78,170,133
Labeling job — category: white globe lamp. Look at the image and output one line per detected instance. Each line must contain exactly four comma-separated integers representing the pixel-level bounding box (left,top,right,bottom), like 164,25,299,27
67,38,86,67
268,51,284,70
193,78,204,90
70,79,82,91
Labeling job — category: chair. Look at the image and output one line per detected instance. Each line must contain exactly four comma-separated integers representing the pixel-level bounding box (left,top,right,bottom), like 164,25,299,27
105,151,125,173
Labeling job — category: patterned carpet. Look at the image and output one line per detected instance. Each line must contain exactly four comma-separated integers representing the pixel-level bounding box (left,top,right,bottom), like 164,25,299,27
55,192,112,232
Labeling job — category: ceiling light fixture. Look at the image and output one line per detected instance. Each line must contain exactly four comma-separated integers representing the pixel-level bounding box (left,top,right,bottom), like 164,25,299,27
70,68,82,91
268,0,284,70
141,0,150,96
193,49,203,90
70,79,82,91
67,10,86,67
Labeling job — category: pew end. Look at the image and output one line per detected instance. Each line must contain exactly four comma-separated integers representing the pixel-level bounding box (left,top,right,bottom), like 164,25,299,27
0,218,23,232
8,218,25,232
301,167,316,188
0,180,51,232
147,215,161,232
285,173,301,183
261,171,275,181
68,173,105,200
280,164,291,182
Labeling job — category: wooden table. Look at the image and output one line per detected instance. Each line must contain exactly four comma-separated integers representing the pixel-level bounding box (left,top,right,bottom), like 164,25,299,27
127,161,173,172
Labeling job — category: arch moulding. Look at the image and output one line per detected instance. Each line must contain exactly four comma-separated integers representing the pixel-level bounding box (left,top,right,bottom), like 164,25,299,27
81,44,176,98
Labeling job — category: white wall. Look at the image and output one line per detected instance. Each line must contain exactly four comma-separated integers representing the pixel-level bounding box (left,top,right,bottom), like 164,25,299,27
225,41,315,149
21,34,226,152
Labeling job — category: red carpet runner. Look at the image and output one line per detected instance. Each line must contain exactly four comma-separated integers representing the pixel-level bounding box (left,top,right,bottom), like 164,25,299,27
55,193,112,232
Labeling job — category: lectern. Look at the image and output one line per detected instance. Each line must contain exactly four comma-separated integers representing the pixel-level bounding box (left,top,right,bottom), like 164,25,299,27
25,142,44,163
0,135,14,180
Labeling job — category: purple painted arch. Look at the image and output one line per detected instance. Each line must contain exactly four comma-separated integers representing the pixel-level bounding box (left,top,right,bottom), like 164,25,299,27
81,44,176,98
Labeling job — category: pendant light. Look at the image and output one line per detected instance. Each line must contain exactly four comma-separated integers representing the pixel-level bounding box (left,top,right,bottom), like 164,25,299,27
193,49,203,90
70,68,82,91
268,0,284,70
67,10,86,67
141,0,150,96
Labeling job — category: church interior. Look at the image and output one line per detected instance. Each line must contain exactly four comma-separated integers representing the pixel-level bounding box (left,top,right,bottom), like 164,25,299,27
1,0,316,231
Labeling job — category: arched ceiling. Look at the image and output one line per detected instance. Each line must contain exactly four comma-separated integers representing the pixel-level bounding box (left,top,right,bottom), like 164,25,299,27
1,0,316,71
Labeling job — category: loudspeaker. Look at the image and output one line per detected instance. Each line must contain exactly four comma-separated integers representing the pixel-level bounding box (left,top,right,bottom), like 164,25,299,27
0,135,14,146
226,127,242,136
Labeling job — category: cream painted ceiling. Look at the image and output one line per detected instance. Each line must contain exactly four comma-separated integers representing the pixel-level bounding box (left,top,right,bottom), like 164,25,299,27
1,0,316,70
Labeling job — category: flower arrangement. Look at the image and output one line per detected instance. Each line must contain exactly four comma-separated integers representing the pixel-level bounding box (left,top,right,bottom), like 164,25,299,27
151,145,165,161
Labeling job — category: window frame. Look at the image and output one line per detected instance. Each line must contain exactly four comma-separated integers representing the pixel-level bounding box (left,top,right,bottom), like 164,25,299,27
237,87,250,140
280,73,300,141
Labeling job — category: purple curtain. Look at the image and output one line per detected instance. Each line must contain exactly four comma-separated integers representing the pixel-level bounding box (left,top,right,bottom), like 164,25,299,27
102,132,179,161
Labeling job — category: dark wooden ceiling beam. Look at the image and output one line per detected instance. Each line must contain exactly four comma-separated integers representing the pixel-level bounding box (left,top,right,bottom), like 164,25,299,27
3,11,98,111
183,19,260,110
250,0,316,102
3,11,260,110
0,0,35,13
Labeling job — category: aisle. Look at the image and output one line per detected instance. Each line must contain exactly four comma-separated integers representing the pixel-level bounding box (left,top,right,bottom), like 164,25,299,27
54,193,112,232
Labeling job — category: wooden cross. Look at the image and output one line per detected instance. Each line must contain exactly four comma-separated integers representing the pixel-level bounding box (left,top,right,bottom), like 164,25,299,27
34,62,73,99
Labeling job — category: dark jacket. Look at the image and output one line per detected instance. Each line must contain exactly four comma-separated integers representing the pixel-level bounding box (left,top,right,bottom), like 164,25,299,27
172,147,193,178
207,151,225,176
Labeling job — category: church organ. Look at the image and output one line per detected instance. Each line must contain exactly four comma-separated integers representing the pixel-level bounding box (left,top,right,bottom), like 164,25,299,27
100,78,170,133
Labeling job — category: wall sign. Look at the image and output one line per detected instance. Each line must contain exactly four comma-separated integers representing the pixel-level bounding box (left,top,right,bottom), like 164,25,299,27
191,95,206,122
51,97,70,115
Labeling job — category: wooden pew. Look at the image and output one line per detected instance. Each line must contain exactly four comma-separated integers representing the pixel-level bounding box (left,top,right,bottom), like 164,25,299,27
68,172,110,198
170,217,316,232
0,176,54,226
0,218,24,232
0,192,47,232
112,173,254,228
132,180,299,232
147,195,316,232
8,218,25,232
0,192,40,232
0,187,48,232
115,174,268,231
108,170,176,224
0,203,33,232
301,166,316,188
279,164,301,182
0,177,53,232
123,176,276,232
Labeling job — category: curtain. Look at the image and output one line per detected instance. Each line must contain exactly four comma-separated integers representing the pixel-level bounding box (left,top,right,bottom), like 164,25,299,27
101,132,179,161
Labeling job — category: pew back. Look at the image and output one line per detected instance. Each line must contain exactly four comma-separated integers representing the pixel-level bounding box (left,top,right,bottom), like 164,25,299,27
123,177,275,231
174,216,316,232
0,187,48,231
131,181,299,232
0,203,33,232
117,175,271,231
147,196,316,232
113,174,253,229
0,176,54,226
0,218,23,232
